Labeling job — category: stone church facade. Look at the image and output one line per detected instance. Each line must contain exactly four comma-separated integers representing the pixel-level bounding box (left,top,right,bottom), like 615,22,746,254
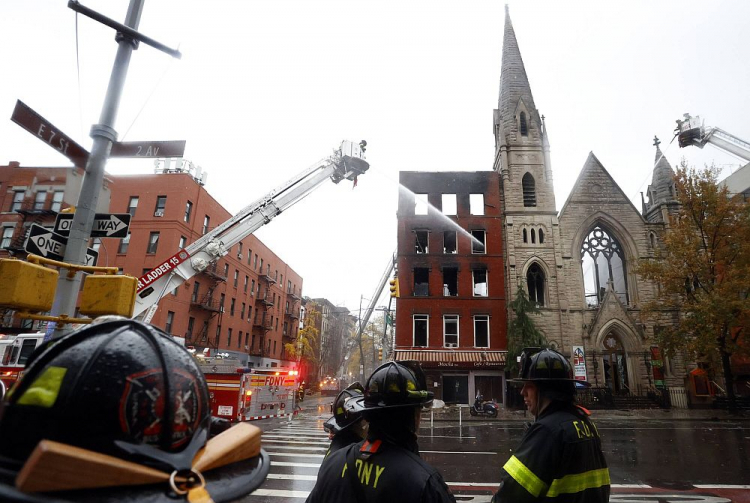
495,8,688,397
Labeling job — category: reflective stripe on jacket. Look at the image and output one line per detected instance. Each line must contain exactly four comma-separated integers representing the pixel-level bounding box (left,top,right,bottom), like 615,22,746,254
494,403,610,503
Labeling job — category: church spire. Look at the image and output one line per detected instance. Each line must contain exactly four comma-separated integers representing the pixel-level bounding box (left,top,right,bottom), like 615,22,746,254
643,136,678,222
497,6,541,140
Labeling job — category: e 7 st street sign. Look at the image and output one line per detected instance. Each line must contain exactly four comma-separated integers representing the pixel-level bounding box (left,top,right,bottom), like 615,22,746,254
25,224,99,266
54,213,130,238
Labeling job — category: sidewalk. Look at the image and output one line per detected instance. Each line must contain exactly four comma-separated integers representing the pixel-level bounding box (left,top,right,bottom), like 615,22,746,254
421,405,750,423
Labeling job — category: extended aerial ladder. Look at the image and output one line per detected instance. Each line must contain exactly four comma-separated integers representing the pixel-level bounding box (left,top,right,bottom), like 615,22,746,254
675,114,750,162
135,141,369,321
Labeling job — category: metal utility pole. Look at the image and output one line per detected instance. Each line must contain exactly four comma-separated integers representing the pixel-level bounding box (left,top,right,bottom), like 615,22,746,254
48,0,181,339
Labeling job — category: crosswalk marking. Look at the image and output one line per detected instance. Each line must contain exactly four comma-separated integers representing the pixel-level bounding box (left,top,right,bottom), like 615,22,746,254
270,461,322,468
268,452,325,458
266,474,318,481
263,439,331,445
252,489,311,498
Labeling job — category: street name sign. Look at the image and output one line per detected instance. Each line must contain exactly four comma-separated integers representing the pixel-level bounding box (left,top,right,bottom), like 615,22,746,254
10,100,89,167
25,224,99,266
110,140,186,158
54,213,130,238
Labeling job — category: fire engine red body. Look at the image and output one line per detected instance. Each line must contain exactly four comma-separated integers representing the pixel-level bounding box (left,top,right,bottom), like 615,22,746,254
0,333,44,391
202,364,299,421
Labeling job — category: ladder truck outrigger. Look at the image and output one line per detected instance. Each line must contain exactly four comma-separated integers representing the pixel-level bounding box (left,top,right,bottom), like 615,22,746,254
675,114,750,162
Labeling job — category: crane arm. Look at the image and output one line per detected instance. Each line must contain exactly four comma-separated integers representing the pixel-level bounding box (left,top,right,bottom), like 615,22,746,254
356,253,396,341
675,114,750,162
133,141,368,319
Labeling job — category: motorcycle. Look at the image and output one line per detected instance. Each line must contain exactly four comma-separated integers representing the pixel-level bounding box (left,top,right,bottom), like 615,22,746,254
470,393,499,418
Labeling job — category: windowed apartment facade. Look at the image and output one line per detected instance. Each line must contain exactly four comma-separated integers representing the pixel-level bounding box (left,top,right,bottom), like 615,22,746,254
394,171,507,406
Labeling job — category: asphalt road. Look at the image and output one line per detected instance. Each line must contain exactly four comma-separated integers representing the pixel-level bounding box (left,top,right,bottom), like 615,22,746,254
240,395,750,503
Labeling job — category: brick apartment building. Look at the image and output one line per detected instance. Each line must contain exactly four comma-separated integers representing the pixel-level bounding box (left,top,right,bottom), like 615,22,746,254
394,171,507,405
0,161,304,369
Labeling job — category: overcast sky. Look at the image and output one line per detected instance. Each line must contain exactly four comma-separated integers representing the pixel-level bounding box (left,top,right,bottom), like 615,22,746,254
2,1,749,314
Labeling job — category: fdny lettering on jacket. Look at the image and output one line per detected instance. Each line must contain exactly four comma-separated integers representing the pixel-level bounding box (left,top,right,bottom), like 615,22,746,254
341,459,386,488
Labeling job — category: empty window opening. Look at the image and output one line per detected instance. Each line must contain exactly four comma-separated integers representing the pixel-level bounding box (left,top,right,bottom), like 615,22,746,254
443,231,457,254
531,228,536,244
413,315,428,347
414,268,429,296
522,173,536,207
527,263,545,306
415,230,429,254
470,194,484,215
522,228,528,243
444,315,459,347
474,315,489,348
473,269,488,297
520,112,528,136
539,228,545,244
471,230,486,254
415,194,429,215
443,268,458,297
442,194,457,215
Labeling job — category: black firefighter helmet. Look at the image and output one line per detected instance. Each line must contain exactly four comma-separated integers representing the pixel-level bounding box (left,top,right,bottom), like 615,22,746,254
512,347,588,402
324,381,365,434
0,319,269,503
347,360,433,413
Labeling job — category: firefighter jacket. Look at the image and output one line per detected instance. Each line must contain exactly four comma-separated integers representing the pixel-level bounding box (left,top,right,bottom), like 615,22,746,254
306,437,456,503
325,429,362,458
493,402,610,503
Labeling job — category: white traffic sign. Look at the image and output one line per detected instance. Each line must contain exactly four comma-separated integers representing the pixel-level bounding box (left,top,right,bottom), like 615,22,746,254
25,224,99,266
55,213,130,238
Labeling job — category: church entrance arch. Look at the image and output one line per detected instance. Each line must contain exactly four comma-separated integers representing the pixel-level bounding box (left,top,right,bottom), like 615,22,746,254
601,332,629,393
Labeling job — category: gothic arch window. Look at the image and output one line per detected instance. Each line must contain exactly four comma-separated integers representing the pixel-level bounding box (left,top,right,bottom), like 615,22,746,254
601,332,629,393
581,225,628,307
522,228,528,243
522,173,536,207
530,228,536,244
649,232,656,249
527,263,545,306
539,228,545,243
520,111,528,136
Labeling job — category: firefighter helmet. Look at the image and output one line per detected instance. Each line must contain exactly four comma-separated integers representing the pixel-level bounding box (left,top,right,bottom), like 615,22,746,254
0,319,210,472
354,361,433,411
325,382,365,434
513,347,586,402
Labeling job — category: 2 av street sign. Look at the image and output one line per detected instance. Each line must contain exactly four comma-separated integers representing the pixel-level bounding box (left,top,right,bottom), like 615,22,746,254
110,140,186,158
24,224,99,266
54,213,130,238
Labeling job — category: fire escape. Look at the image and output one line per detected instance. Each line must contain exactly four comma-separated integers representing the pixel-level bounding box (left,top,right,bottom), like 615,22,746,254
5,198,57,255
252,270,276,357
189,263,226,351
283,288,301,356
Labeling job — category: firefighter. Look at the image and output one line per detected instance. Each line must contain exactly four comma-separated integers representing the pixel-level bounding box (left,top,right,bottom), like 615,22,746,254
492,348,610,503
323,381,368,457
306,361,455,503
0,319,268,503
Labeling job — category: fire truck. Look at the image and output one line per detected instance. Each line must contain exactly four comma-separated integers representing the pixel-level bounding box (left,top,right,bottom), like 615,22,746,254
200,359,300,421
0,333,44,390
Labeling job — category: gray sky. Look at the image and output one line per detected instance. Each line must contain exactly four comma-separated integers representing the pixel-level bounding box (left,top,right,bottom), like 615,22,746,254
2,1,749,314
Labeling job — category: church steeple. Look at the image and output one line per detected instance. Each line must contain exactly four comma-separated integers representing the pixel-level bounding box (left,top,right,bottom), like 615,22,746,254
496,5,542,147
493,6,554,213
643,136,678,223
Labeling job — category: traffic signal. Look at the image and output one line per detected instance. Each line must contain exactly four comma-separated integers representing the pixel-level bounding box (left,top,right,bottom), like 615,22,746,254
389,278,399,298
378,348,383,361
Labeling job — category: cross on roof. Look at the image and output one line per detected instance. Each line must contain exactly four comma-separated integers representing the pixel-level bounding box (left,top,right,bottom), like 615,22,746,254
653,136,661,147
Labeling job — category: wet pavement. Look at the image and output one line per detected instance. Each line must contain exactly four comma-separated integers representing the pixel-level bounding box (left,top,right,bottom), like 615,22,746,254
240,396,750,502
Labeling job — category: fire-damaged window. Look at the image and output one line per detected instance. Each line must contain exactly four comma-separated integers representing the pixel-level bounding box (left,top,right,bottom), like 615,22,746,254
471,230,486,254
443,268,458,296
442,194,457,215
415,194,428,215
415,230,429,254
414,268,429,296
443,231,457,254
473,269,488,297
474,315,489,347
413,315,428,347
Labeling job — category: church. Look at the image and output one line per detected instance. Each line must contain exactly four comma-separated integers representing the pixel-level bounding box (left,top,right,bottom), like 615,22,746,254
493,6,689,402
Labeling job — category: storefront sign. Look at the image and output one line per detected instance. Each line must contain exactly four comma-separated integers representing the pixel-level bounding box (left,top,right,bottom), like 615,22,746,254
572,346,587,381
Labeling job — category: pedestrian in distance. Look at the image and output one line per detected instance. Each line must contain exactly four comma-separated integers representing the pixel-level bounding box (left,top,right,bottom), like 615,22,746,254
306,360,456,503
323,381,369,457
492,348,610,503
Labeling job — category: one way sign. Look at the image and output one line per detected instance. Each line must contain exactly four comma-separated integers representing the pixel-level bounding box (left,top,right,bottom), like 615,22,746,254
25,224,99,266
54,213,131,238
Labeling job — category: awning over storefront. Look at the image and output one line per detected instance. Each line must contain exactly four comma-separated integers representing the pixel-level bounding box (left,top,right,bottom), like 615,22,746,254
394,350,506,370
